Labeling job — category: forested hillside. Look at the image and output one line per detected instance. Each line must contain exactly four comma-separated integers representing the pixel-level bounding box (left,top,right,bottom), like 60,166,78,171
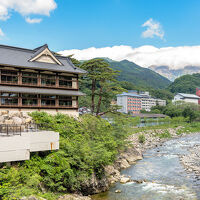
108,60,171,89
168,73,200,94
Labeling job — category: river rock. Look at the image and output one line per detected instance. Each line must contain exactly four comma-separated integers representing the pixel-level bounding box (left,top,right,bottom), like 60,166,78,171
58,194,91,200
115,190,121,193
120,177,130,184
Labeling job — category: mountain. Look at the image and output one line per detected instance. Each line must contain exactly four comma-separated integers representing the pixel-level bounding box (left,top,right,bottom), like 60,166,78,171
108,60,171,89
149,65,200,81
168,73,200,94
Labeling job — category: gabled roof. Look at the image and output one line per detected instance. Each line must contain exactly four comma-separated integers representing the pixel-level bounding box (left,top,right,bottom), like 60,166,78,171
0,44,86,74
177,93,200,99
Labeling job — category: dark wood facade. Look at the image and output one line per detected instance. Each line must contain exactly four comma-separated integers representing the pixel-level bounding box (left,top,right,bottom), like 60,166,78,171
0,44,85,112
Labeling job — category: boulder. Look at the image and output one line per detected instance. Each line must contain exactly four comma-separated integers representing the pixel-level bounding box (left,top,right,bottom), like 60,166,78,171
10,111,21,118
120,177,130,184
12,117,23,125
4,119,13,124
0,116,4,123
119,159,130,169
1,110,9,115
58,194,91,200
25,118,32,124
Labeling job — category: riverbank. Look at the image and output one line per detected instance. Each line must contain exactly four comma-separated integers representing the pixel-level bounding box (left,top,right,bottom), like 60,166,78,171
180,141,200,179
103,125,190,186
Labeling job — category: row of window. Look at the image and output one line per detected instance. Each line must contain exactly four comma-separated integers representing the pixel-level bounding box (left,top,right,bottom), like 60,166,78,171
0,70,77,88
0,93,75,107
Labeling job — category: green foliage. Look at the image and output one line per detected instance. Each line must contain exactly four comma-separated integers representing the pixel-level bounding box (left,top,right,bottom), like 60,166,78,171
157,131,171,138
0,112,136,199
168,73,200,94
138,134,145,143
150,102,200,122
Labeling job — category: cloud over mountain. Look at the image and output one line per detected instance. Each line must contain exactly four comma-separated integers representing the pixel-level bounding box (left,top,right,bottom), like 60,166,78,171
59,45,200,70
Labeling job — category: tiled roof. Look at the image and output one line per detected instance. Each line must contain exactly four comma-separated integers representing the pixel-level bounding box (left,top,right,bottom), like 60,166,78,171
0,86,85,96
178,93,200,99
0,44,86,74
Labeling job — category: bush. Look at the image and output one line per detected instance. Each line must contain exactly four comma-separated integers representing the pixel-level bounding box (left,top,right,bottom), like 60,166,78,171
0,112,135,199
138,134,145,143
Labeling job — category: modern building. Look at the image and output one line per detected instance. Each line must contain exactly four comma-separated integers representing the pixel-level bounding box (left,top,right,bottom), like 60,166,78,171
117,92,142,114
117,91,166,114
173,93,200,105
0,44,86,117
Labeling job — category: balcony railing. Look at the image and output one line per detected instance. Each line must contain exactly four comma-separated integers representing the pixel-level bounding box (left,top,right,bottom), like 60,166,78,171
0,123,52,136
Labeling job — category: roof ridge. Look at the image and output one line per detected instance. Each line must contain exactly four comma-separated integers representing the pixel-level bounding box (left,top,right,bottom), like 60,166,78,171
0,44,34,53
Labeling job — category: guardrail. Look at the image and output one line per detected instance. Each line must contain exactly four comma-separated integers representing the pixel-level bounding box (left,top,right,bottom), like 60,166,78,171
0,123,52,136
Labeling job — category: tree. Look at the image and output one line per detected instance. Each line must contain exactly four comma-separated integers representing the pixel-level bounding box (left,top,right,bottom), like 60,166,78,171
80,59,125,115
182,107,198,122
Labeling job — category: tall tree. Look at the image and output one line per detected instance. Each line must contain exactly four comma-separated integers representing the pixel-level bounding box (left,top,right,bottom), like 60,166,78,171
80,59,124,115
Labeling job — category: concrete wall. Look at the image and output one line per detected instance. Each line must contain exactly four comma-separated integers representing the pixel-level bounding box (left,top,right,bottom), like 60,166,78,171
0,135,30,163
0,131,59,163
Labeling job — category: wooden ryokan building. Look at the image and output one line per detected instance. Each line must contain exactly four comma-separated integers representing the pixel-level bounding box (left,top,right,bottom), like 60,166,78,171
0,44,86,116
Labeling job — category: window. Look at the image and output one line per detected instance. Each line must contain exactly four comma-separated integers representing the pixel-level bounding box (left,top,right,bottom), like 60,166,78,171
1,70,18,84
59,76,72,88
59,96,72,107
22,72,38,85
41,74,56,86
41,95,56,106
1,93,18,105
22,94,38,106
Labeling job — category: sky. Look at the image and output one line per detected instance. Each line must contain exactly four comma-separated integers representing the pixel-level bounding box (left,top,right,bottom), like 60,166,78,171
0,0,200,69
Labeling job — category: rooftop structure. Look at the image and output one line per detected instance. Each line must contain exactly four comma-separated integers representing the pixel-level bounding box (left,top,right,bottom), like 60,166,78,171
173,92,200,105
0,44,86,116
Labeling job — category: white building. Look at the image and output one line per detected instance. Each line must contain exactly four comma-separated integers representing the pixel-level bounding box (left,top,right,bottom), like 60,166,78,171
173,93,200,105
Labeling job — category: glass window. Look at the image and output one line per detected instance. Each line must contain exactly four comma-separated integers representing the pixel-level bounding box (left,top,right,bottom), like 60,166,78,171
41,74,56,86
1,70,18,84
59,76,72,88
22,94,38,106
1,92,18,105
59,96,72,107
22,72,38,85
41,95,55,106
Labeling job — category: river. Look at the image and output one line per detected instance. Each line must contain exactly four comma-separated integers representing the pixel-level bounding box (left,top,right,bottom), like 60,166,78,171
92,133,200,200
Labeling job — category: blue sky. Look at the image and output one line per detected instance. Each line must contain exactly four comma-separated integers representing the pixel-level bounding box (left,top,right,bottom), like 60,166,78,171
0,0,200,52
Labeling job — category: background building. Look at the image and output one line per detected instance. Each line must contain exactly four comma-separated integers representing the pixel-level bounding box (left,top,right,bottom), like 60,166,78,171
173,93,200,105
117,91,166,114
117,92,142,114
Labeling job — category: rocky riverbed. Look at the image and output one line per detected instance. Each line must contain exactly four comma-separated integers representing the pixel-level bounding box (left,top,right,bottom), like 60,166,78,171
180,144,200,178
105,126,187,186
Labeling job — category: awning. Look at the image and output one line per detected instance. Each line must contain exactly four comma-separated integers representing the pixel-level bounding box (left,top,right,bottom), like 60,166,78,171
0,86,85,96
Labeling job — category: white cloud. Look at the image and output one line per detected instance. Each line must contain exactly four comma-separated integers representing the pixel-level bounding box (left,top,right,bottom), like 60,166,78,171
58,45,200,70
0,28,4,37
0,0,57,21
25,17,42,24
142,18,164,39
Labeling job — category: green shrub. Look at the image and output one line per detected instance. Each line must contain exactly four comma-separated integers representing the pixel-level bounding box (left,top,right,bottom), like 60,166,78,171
0,112,135,199
138,134,145,143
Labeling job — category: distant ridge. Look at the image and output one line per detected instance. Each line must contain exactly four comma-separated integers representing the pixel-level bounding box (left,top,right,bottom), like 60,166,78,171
107,60,171,89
